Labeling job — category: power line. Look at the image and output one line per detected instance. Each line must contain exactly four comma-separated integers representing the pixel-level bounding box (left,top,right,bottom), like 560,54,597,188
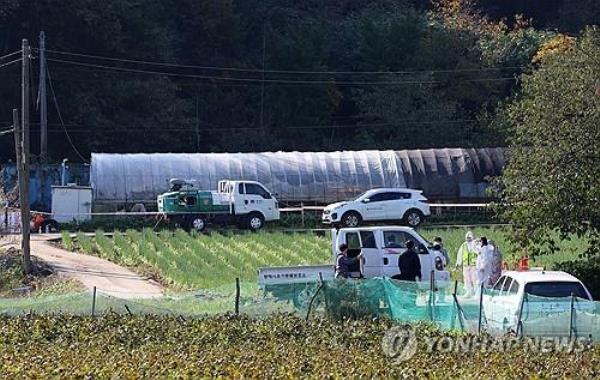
46,58,519,86
46,64,89,163
40,48,527,75
0,50,21,61
0,58,21,69
0,128,14,136
29,119,478,134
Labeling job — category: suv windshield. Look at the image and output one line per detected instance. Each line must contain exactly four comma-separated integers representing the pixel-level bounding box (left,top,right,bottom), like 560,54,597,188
524,281,589,299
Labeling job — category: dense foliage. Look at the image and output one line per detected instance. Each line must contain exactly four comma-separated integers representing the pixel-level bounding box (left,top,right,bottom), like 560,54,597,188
0,0,555,162
555,255,600,300
1,314,599,378
498,30,600,257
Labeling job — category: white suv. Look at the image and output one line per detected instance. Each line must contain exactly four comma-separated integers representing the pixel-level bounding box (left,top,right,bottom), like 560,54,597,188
322,188,430,228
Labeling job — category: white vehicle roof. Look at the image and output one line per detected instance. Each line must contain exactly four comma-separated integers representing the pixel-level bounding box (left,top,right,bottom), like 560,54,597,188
365,188,423,194
503,270,582,284
338,226,420,233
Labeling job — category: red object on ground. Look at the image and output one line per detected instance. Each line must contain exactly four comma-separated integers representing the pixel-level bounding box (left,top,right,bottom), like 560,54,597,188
32,214,45,231
517,256,529,271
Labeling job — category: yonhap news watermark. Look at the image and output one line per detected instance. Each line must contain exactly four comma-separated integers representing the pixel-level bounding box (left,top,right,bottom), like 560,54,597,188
381,325,592,363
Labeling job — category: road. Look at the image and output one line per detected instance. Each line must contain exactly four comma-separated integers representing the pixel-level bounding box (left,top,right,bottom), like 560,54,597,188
1,234,163,299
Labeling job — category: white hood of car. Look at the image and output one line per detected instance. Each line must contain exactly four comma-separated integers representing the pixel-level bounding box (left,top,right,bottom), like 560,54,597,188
325,201,348,211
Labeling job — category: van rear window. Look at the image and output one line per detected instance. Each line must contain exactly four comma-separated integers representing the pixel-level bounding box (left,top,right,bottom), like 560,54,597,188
524,281,589,299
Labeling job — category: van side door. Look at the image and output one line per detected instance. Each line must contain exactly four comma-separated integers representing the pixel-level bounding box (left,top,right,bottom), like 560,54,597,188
344,231,363,278
359,230,380,278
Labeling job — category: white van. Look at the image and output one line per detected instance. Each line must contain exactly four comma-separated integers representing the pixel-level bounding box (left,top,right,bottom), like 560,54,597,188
258,226,449,286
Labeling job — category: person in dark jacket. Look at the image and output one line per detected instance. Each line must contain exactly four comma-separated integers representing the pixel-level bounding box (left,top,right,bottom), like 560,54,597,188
395,240,422,281
335,243,363,278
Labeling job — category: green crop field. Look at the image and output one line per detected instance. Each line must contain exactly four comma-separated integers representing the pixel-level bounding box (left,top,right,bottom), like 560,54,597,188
62,227,588,291
64,229,332,289
1,314,599,378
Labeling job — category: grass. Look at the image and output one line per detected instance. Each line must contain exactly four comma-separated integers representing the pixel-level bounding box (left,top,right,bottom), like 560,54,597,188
420,226,590,269
0,246,84,298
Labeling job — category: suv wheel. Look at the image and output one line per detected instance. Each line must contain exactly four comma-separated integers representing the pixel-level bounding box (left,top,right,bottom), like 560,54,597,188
341,211,361,228
403,209,424,227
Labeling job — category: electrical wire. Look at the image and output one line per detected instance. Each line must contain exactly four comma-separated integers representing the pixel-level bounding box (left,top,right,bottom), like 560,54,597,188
29,119,478,134
46,58,519,86
40,48,527,75
0,128,14,136
0,50,21,61
0,58,21,69
46,64,90,163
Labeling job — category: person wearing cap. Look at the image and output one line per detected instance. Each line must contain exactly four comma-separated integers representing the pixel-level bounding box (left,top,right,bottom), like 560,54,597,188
433,236,450,266
455,231,479,296
335,243,363,279
395,240,422,282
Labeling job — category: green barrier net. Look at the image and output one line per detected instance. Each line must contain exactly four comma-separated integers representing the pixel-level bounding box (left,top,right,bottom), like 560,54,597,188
519,294,600,340
1,278,599,342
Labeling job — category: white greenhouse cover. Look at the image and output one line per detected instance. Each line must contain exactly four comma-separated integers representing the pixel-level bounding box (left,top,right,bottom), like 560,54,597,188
90,148,505,204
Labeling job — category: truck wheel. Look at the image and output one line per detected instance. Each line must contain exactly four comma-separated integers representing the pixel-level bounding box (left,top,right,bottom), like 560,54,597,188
341,211,361,228
188,216,207,232
246,213,265,231
403,209,424,227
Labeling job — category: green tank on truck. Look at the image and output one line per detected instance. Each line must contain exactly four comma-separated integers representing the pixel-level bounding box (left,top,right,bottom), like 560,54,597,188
157,179,281,232
157,190,230,213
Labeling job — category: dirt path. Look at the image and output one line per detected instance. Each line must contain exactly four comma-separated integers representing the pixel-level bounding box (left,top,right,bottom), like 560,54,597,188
2,234,163,299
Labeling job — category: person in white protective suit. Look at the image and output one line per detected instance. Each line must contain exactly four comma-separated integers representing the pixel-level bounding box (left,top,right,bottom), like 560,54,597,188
487,239,503,287
455,231,479,297
475,236,494,295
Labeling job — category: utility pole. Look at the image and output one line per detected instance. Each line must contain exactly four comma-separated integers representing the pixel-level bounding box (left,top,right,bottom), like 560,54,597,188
259,23,266,131
39,31,48,163
20,39,32,274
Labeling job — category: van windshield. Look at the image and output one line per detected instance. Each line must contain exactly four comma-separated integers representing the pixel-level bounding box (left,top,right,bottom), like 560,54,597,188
524,281,589,299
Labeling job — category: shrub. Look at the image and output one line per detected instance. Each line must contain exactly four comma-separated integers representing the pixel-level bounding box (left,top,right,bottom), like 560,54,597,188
554,255,600,300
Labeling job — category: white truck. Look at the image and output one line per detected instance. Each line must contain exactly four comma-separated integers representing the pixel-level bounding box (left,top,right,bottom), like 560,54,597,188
482,270,595,335
258,226,450,286
157,179,280,231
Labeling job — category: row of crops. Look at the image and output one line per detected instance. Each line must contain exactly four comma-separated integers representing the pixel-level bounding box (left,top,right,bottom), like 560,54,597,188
62,230,331,289
2,314,599,378
60,227,586,291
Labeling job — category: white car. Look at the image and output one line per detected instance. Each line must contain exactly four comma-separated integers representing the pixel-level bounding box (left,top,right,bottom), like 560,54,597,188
322,188,430,228
482,270,594,335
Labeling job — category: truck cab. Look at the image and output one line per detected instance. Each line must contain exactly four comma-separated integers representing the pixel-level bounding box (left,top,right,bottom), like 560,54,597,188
331,226,449,284
218,180,280,222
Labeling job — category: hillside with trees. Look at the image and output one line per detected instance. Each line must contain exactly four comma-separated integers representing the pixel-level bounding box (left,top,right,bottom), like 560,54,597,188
0,0,580,162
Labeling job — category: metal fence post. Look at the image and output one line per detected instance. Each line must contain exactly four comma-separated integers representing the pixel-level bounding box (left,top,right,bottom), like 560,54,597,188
477,282,484,335
569,292,575,341
429,270,435,322
235,278,240,315
306,272,324,322
516,293,526,338
91,286,97,316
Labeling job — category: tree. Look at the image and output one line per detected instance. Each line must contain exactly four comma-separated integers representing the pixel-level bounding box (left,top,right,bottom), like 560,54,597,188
498,29,600,257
